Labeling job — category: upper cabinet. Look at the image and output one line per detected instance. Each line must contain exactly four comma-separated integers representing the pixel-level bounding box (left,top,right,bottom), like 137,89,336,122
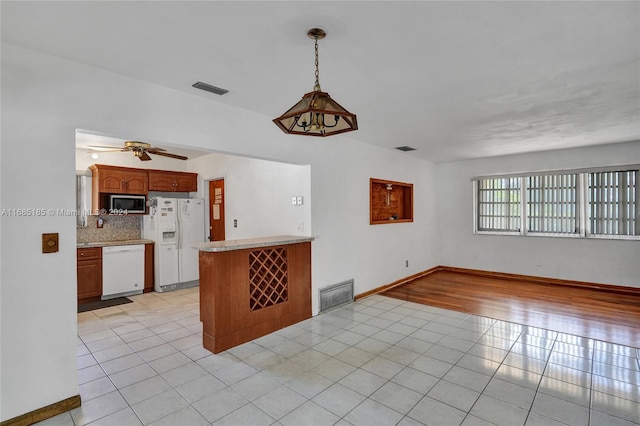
90,164,149,195
148,170,198,192
89,164,198,213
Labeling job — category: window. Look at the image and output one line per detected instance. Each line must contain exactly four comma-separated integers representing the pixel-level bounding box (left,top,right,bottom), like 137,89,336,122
477,177,520,232
474,166,639,239
588,170,638,236
527,174,578,234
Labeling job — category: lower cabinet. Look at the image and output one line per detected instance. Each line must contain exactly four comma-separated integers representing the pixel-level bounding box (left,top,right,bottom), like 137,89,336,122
144,242,154,293
78,243,155,302
77,247,102,303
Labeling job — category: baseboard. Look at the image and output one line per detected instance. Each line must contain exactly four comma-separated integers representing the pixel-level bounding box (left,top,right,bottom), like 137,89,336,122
355,266,440,300
438,266,640,296
355,265,640,300
1,395,81,426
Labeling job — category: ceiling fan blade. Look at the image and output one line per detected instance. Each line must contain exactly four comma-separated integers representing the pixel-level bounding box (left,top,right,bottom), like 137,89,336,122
153,151,189,160
138,151,152,161
146,147,167,153
87,145,128,152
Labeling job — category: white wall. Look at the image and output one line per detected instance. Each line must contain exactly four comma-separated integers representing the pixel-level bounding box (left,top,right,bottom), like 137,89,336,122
436,141,640,288
1,44,438,421
189,153,311,240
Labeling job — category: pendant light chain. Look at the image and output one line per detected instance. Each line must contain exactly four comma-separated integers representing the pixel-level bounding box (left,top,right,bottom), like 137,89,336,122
314,36,321,92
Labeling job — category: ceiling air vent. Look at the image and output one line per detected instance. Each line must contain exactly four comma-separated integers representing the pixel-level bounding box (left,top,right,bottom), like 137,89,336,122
395,146,416,152
192,81,229,95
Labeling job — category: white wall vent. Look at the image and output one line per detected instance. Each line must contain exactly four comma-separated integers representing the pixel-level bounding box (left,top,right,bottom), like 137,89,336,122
319,279,354,313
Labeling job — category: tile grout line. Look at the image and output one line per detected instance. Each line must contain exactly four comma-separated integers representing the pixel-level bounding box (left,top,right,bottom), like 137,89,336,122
457,319,525,426
78,297,203,425
521,329,559,426
71,292,639,426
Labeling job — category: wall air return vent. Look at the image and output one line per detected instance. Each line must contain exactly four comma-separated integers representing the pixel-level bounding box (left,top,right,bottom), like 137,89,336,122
319,279,354,313
395,146,416,152
192,81,229,95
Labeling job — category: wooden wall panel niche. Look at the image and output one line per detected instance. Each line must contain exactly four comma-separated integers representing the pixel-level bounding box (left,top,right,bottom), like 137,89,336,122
370,178,413,224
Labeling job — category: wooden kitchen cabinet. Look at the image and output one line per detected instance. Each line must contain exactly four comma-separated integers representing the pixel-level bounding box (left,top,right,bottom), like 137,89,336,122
77,247,102,302
89,164,199,212
90,164,149,195
144,242,154,292
148,170,198,192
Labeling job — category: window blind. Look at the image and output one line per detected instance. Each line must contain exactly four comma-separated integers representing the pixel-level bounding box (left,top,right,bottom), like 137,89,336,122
588,170,638,236
477,177,520,232
527,174,579,234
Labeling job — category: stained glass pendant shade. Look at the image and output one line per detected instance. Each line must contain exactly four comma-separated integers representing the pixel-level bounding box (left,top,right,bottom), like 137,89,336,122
273,28,358,137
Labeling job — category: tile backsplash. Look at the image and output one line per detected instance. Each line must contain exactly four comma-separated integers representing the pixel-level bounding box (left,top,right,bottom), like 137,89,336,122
77,215,142,243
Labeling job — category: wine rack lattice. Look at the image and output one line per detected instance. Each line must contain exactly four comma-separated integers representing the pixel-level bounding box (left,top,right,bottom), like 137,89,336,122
249,247,288,311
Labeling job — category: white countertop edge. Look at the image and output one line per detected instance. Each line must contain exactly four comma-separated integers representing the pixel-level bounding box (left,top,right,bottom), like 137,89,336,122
192,235,314,252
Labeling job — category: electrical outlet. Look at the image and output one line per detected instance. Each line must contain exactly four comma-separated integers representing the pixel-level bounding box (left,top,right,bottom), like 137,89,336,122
405,260,409,267
234,219,238,228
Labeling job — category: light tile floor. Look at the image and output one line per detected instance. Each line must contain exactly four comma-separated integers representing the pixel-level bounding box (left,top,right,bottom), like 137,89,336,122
38,287,639,426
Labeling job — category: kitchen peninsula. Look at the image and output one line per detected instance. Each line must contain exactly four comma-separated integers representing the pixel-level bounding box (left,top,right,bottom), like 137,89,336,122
193,235,313,353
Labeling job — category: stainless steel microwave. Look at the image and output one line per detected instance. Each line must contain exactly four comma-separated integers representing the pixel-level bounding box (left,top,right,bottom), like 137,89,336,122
109,194,146,213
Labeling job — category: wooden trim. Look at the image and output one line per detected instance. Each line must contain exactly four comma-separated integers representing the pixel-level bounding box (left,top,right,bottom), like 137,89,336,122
438,266,640,296
144,242,154,293
355,265,640,300
1,395,81,426
355,266,440,300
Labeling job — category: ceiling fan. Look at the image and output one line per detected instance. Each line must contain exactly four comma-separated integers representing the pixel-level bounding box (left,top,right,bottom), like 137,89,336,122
88,141,188,161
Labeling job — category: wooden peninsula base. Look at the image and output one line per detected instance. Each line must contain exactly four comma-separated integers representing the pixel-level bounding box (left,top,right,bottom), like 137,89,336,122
193,236,314,354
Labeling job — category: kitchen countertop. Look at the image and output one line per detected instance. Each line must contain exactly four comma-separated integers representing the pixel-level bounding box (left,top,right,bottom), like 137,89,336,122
192,235,314,252
77,239,155,248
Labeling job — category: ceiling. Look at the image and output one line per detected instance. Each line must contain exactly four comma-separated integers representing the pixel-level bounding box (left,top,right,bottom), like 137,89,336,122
2,1,639,162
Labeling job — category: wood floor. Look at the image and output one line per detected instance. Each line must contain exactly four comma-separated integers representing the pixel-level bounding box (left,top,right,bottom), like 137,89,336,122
382,269,640,348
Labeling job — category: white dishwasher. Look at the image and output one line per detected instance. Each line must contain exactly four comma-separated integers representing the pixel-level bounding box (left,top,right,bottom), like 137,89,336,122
102,244,145,300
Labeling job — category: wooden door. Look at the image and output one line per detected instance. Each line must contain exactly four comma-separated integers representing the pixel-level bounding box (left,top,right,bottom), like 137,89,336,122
208,179,225,241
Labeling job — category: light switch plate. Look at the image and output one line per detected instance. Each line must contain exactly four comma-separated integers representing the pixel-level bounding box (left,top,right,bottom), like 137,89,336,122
42,233,59,253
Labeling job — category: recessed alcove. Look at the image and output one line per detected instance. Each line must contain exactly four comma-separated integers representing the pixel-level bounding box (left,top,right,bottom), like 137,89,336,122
370,178,414,224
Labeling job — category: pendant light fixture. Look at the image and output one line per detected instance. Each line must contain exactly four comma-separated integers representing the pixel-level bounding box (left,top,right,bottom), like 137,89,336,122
273,28,358,137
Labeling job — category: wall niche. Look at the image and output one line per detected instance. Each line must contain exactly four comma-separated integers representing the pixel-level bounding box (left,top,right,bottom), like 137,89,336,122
370,178,413,224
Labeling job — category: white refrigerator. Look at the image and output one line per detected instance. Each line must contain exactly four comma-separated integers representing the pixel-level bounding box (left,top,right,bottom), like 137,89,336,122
143,197,205,292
